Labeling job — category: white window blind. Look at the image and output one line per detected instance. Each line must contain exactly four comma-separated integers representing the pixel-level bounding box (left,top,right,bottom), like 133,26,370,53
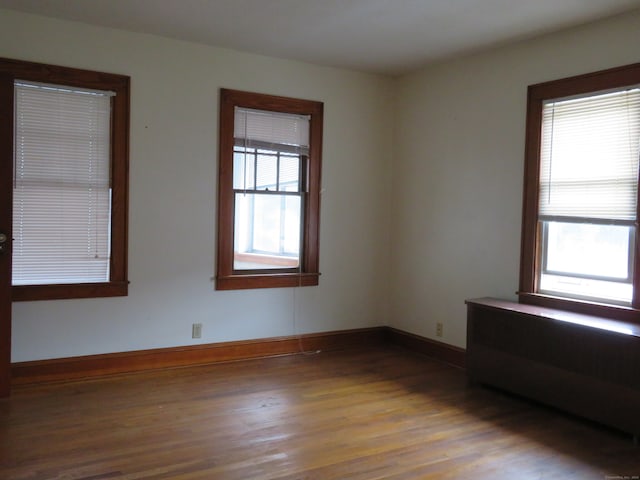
539,88,640,221
234,107,309,153
12,81,114,285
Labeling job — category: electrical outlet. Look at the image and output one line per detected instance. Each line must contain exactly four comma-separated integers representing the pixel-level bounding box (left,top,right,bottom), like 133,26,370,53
192,323,202,339
436,322,443,337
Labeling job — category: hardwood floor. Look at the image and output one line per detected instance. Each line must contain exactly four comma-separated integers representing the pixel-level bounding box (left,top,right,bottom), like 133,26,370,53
0,346,638,479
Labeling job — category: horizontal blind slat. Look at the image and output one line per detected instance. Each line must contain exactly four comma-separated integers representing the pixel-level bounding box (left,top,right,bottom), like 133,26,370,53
235,107,310,149
539,88,640,220
12,81,113,286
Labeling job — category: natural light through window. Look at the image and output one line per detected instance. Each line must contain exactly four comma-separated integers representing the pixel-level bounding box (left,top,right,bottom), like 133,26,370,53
537,87,640,304
216,89,322,290
232,108,309,271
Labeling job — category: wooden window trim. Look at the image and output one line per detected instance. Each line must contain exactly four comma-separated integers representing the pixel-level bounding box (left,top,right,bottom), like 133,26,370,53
216,89,323,290
519,62,640,323
0,58,130,301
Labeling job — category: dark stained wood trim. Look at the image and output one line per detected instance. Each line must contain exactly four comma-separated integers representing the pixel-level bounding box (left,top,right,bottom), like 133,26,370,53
216,88,323,290
518,84,543,296
385,327,466,369
528,62,640,102
10,326,469,385
0,57,130,302
109,74,130,293
0,73,14,397
216,88,235,285
518,292,640,324
519,62,640,322
11,327,387,385
216,272,319,290
0,57,129,91
305,94,323,276
12,281,128,302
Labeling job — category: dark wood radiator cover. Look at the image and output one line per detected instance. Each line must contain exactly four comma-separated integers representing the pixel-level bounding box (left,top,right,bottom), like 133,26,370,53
466,298,640,437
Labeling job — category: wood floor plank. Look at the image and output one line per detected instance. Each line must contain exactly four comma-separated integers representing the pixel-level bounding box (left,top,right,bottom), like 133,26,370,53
1,346,638,479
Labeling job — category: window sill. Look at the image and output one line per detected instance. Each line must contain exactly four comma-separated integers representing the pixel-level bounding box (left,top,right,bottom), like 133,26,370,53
517,292,640,325
234,252,299,268
216,272,320,290
12,281,129,302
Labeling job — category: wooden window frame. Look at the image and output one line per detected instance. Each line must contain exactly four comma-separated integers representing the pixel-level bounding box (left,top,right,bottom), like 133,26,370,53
216,89,323,290
519,62,640,323
0,58,130,301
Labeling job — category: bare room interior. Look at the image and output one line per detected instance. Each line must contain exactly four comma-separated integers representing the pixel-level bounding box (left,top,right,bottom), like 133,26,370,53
0,1,639,478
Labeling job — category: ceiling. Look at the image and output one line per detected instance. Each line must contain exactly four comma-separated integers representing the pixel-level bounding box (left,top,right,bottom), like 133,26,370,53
1,0,639,76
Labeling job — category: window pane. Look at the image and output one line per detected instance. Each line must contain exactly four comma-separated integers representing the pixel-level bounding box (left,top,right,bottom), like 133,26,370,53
218,89,322,290
252,194,281,253
539,273,632,304
234,193,300,270
233,148,255,190
256,153,277,190
279,155,300,191
283,195,302,254
540,221,633,304
545,222,631,278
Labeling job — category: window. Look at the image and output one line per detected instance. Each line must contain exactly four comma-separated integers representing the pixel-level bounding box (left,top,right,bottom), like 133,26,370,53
520,63,640,321
0,58,130,301
217,89,323,290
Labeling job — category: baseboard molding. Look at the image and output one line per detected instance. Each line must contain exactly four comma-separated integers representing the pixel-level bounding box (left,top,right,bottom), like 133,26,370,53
11,327,386,385
385,327,466,369
11,326,466,385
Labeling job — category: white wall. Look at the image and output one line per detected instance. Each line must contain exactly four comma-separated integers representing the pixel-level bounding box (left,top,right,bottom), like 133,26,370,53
0,10,394,362
391,10,640,348
4,7,640,362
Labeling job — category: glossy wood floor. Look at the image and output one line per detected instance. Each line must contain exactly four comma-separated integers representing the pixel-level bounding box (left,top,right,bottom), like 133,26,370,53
1,346,638,479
